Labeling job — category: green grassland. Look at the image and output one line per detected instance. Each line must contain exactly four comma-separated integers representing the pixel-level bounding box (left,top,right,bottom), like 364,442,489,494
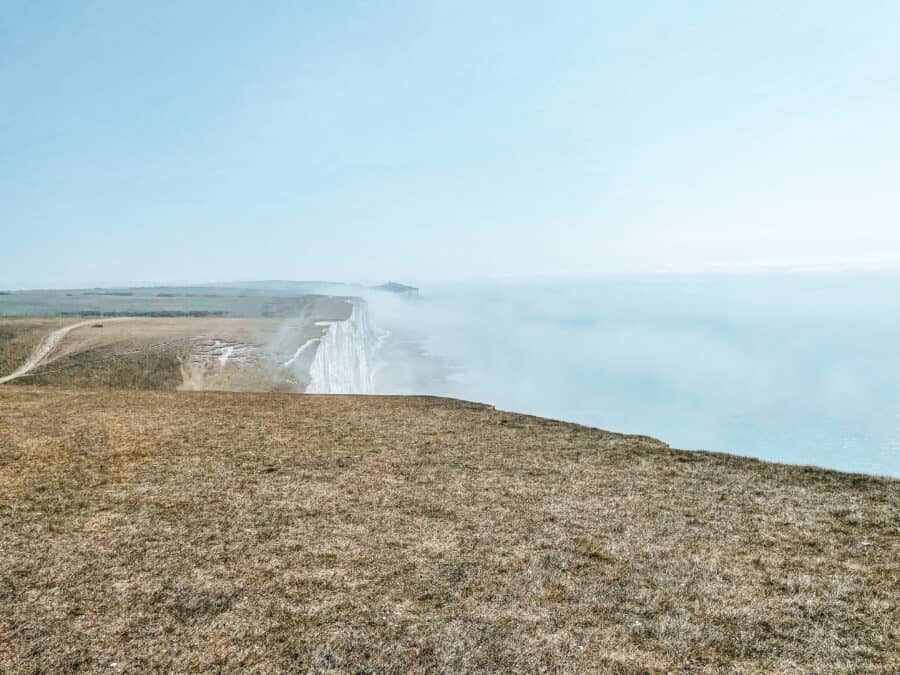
0,286,355,318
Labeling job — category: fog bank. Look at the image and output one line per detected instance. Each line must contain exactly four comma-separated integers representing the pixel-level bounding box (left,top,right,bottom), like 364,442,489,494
363,272,900,476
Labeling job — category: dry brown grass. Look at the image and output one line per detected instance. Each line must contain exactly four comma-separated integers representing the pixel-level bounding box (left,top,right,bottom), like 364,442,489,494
0,317,321,392
0,319,79,378
0,387,897,673
13,345,186,390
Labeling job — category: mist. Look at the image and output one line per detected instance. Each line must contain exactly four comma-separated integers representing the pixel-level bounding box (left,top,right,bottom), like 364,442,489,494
362,272,900,476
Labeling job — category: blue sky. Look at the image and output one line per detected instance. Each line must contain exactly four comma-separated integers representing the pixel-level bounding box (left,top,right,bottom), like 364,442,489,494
2,1,900,287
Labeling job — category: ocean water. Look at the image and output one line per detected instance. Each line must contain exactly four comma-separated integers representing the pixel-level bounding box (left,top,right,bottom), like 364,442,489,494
369,272,900,477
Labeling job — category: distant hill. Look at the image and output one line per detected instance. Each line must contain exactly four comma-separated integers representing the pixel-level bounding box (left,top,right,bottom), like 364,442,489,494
373,281,419,296
197,280,346,294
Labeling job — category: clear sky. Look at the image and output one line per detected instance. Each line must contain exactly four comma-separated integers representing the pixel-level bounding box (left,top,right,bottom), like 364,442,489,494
3,1,899,288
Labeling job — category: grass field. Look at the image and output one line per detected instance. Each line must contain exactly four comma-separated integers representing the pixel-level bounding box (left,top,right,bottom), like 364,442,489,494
0,318,79,377
0,309,350,393
0,286,356,318
0,386,896,672
15,345,186,390
0,318,220,391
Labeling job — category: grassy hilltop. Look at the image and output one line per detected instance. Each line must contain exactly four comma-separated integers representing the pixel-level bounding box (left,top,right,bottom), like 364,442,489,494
0,386,897,673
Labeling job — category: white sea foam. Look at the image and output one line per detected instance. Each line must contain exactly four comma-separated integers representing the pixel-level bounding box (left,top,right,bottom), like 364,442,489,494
306,299,387,394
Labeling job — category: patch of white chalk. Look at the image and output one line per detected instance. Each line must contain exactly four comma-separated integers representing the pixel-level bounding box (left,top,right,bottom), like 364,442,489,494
283,338,318,367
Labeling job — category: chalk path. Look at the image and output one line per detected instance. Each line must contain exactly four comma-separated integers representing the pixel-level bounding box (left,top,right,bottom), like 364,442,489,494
0,318,132,384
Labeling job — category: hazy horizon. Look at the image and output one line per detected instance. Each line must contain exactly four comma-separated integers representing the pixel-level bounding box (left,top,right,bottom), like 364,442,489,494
5,258,900,292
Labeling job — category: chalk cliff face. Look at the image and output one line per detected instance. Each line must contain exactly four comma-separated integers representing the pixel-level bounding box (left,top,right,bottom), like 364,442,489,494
306,299,384,394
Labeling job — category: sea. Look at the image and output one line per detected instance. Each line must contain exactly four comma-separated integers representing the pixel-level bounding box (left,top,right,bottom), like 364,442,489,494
370,271,900,477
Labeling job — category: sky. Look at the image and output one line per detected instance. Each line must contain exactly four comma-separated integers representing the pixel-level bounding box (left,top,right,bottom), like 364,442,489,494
2,1,900,288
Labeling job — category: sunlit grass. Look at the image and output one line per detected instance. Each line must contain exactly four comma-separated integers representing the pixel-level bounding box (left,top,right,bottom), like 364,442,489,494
0,387,896,672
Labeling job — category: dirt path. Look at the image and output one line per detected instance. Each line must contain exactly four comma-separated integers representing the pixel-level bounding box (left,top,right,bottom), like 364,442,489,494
0,318,132,384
